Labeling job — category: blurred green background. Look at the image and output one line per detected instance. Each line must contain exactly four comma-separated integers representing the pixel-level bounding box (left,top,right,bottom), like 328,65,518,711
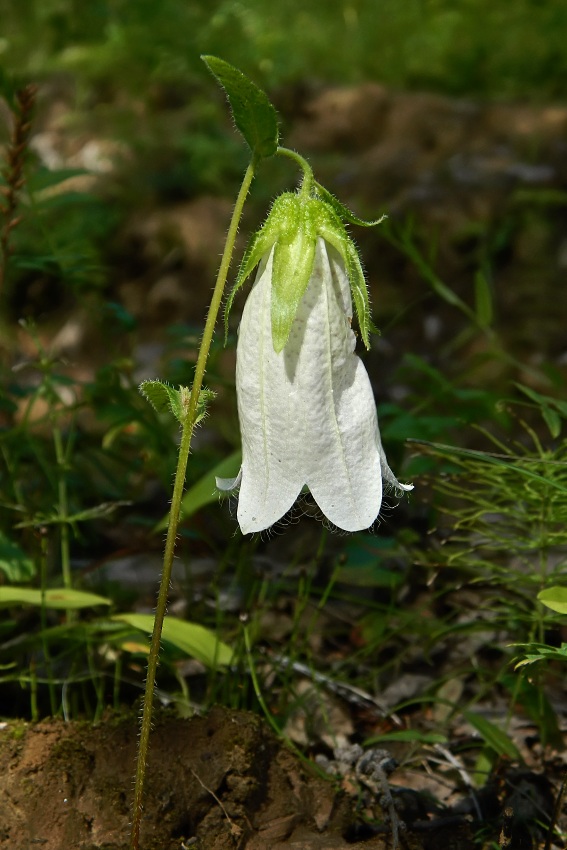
3,0,567,99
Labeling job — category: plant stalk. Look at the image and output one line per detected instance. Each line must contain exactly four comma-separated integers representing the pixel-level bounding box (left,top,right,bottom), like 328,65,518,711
129,159,255,850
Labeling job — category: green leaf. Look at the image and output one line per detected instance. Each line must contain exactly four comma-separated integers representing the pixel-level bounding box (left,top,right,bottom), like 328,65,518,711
514,643,567,667
314,182,386,228
0,587,111,609
463,711,521,760
113,613,233,668
538,586,567,614
271,210,316,352
473,748,495,788
365,730,447,745
318,210,376,350
514,382,566,437
139,381,215,425
140,380,184,421
14,501,130,529
194,387,216,425
223,193,296,340
410,440,567,494
157,449,242,530
500,671,564,749
0,532,35,582
201,55,279,159
541,405,561,439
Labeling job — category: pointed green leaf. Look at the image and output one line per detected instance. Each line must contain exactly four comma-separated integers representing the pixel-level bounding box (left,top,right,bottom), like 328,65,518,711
223,193,298,341
14,501,131,529
224,228,277,341
140,381,215,425
271,213,317,352
113,613,233,668
538,586,567,614
320,215,375,350
515,383,567,434
541,405,561,439
365,730,447,745
202,55,279,159
140,380,184,421
344,238,376,350
315,182,386,228
0,587,111,609
195,387,216,425
463,711,521,760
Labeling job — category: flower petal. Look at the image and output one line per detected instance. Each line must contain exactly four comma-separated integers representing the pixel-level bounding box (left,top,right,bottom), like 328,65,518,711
235,238,411,534
215,468,242,492
235,249,306,533
289,239,383,531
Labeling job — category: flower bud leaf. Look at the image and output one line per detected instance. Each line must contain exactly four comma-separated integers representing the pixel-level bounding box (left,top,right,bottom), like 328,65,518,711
318,218,376,350
343,237,378,350
224,224,277,343
271,215,317,352
223,193,297,342
201,55,279,159
315,182,387,228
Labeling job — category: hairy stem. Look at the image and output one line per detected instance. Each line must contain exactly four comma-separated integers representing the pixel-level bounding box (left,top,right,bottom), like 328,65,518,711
129,159,255,850
276,146,314,194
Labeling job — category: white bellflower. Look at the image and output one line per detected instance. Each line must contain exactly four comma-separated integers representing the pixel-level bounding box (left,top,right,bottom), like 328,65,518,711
218,192,412,533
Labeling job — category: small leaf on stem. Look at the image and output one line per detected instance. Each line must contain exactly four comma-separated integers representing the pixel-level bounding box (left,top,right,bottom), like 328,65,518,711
201,55,279,159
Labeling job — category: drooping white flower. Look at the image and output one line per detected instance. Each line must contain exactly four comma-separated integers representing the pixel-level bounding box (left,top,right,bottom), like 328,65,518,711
218,209,412,533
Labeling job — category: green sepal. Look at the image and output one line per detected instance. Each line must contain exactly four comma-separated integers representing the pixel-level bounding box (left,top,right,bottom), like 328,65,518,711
224,193,297,342
193,387,216,425
271,205,317,352
318,211,376,350
201,55,279,159
139,380,215,425
343,237,378,349
224,188,377,354
315,181,387,228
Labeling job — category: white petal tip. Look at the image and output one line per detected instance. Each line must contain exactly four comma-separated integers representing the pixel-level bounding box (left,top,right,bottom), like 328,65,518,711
215,469,242,493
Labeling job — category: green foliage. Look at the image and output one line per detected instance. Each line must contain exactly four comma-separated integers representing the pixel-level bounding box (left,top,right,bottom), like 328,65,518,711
201,55,279,160
537,586,567,616
0,586,110,609
0,531,35,582
409,401,567,743
515,642,567,668
2,0,567,99
113,613,233,668
139,379,215,425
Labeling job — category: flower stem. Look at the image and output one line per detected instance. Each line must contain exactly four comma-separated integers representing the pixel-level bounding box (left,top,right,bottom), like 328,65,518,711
129,159,255,850
276,146,314,195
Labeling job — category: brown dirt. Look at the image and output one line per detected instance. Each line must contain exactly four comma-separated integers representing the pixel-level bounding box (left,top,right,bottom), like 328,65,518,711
0,707,430,850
